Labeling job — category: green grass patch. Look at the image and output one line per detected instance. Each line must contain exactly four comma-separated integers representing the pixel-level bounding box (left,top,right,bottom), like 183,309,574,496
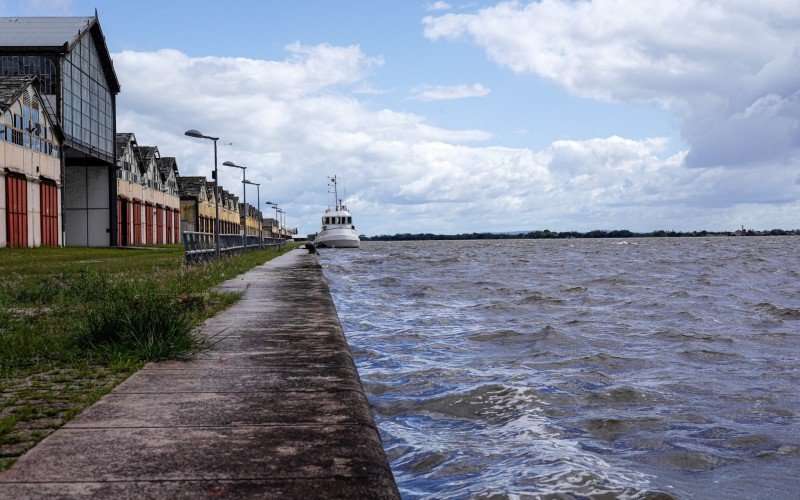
0,244,297,468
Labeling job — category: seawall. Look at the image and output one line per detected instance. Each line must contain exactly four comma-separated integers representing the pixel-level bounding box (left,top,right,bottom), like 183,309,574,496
0,248,399,498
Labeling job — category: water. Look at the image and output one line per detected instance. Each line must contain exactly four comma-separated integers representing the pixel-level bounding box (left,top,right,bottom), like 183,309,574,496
319,238,800,498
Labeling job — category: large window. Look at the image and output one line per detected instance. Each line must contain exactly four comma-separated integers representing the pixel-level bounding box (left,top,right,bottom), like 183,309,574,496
0,56,58,94
1,103,60,157
61,33,114,157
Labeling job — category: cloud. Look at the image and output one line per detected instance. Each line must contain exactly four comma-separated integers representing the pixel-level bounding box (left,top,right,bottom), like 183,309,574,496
423,0,800,169
426,1,452,12
408,83,491,101
353,83,392,95
113,44,800,236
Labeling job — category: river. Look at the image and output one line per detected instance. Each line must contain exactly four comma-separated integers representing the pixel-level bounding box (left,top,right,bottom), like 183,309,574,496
320,237,800,498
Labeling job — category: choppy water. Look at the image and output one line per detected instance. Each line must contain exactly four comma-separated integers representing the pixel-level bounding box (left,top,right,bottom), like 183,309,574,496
319,238,800,498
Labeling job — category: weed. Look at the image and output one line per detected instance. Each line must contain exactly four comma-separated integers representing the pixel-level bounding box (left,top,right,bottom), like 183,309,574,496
0,244,297,467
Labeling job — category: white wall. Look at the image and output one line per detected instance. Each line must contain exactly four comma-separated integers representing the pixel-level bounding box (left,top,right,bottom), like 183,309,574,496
64,165,110,246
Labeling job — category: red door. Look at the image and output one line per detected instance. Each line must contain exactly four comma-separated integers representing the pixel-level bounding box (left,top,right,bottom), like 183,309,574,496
174,210,180,243
6,174,28,247
40,182,58,247
127,200,134,246
145,203,153,244
165,207,172,244
133,201,142,245
156,206,164,244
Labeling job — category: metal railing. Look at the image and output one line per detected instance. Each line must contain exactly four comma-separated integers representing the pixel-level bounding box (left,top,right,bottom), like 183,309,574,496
182,232,285,263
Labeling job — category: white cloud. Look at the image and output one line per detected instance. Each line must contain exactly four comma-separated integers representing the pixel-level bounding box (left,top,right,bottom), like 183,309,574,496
423,0,800,169
114,44,800,236
408,83,491,101
353,83,392,95
427,1,452,12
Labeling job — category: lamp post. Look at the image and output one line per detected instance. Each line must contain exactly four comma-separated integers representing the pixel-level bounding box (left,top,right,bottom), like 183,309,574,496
223,161,247,249
184,129,220,259
243,180,261,249
266,201,279,245
278,208,285,243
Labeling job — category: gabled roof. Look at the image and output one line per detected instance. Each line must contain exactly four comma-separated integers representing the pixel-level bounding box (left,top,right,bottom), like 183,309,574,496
133,145,158,175
0,74,35,112
115,132,136,162
0,74,63,140
0,15,121,93
157,157,178,181
0,17,93,47
177,176,207,199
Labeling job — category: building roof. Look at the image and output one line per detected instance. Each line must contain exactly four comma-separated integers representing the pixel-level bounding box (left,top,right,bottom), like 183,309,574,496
0,17,93,47
0,15,121,93
0,74,35,112
177,176,207,198
133,145,158,174
157,157,178,180
115,132,136,161
0,74,63,140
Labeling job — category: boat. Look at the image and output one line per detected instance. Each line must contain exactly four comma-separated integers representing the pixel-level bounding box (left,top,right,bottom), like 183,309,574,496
314,175,360,248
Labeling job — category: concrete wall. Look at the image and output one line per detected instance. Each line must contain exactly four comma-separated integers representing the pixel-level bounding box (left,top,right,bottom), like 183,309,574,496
64,165,110,247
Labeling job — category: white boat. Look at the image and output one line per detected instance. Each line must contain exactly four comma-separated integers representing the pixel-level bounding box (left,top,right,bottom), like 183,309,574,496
314,175,360,249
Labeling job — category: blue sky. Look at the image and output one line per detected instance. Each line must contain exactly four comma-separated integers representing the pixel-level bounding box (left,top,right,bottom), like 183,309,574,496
6,0,799,235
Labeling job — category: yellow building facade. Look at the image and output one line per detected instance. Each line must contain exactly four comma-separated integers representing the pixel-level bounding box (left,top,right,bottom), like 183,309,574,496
0,76,63,247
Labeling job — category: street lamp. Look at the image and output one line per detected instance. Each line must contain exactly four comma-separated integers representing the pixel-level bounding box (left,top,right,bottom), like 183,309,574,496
266,201,279,245
223,161,247,249
243,179,261,249
277,208,285,243
184,129,220,259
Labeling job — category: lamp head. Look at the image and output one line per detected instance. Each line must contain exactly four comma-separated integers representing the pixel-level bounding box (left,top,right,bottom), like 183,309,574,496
185,129,219,141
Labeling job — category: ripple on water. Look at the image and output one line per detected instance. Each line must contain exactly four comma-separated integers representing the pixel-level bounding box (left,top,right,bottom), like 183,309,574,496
320,238,800,498
754,302,800,319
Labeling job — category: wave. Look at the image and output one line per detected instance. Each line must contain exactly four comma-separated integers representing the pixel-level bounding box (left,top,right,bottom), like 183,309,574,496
754,302,800,319
517,291,565,305
467,326,555,344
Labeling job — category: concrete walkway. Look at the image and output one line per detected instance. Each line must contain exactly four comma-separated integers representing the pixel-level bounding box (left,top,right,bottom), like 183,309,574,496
0,249,399,498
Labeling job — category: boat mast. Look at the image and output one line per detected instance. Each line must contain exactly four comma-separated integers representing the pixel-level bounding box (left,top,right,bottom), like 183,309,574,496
329,175,340,210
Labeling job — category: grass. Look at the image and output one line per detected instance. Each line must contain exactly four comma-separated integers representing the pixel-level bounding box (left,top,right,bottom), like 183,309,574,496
0,244,296,470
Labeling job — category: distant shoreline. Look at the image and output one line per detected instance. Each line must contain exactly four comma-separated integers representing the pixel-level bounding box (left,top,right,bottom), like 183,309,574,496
361,229,799,241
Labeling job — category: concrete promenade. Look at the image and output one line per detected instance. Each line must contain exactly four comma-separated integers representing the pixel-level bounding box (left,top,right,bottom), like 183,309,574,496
0,249,399,498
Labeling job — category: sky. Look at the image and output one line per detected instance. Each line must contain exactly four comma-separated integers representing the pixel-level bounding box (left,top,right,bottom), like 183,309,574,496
5,0,799,235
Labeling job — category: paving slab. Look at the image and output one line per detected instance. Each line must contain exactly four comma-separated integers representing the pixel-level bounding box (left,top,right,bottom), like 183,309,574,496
0,249,399,499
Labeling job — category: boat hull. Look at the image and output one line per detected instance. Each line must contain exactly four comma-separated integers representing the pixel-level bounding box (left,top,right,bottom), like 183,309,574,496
315,229,360,248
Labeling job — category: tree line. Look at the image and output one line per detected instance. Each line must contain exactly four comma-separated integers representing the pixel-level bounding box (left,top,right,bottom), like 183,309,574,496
361,228,798,241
